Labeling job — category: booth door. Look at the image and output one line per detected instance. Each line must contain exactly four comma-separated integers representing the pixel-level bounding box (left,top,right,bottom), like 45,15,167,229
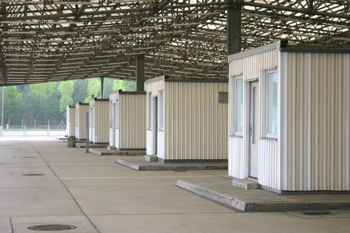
249,81,259,178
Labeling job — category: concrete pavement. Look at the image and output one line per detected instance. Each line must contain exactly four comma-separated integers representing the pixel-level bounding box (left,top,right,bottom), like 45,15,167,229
0,136,349,233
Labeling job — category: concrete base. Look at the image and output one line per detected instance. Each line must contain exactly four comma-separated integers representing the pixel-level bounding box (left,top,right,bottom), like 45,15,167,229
67,136,76,147
176,178,350,212
88,148,146,156
145,155,158,162
116,157,228,171
232,178,261,190
89,149,128,156
76,143,107,148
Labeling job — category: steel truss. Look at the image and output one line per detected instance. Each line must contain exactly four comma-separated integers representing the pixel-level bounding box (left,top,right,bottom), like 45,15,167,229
0,0,349,85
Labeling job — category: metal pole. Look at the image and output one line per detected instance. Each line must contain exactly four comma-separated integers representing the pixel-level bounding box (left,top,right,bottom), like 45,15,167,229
48,119,50,137
101,77,104,98
227,5,241,56
1,86,4,137
86,112,89,153
136,55,145,92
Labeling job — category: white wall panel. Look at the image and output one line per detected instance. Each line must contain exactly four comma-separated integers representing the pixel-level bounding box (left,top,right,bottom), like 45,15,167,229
164,81,228,160
75,103,89,140
89,99,109,143
146,129,153,155
229,49,278,82
66,106,75,137
228,136,244,178
115,128,119,149
259,139,278,189
157,131,165,159
282,52,350,191
118,94,146,149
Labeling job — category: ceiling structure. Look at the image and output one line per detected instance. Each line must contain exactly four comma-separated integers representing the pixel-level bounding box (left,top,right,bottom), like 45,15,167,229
0,0,349,86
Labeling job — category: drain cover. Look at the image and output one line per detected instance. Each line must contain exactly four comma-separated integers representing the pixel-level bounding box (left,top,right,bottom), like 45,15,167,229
21,157,36,158
28,224,77,231
22,174,46,176
302,211,331,215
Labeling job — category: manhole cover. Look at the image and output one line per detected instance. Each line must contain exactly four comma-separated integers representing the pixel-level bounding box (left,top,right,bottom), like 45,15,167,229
302,211,331,215
22,174,46,176
28,224,77,231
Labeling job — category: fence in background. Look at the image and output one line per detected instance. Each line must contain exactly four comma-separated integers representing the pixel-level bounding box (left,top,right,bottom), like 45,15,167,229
0,124,66,137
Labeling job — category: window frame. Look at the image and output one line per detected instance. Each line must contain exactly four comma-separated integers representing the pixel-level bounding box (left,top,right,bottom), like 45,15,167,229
158,91,164,130
147,92,152,129
262,69,278,139
229,75,244,136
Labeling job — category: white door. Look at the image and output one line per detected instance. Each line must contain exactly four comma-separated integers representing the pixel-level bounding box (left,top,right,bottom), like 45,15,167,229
249,81,259,178
115,101,119,148
153,97,158,155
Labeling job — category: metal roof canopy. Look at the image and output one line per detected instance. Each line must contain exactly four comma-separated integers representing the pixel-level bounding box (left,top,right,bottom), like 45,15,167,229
0,0,349,86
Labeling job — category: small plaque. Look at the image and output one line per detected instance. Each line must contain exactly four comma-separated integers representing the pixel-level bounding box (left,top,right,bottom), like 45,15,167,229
219,92,228,103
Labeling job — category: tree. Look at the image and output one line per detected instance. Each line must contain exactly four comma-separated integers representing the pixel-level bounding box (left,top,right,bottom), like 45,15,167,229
4,86,21,125
59,80,74,118
103,78,115,98
72,79,88,104
84,78,101,103
30,82,59,125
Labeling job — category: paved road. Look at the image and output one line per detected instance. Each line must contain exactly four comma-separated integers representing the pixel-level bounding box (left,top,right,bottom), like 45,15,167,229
0,138,349,233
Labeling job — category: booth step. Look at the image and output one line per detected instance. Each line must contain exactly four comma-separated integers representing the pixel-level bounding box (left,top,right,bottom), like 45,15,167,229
232,178,261,190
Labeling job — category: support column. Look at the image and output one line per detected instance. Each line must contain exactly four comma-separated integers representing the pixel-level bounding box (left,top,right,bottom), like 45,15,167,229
227,5,241,56
136,55,145,92
101,77,104,98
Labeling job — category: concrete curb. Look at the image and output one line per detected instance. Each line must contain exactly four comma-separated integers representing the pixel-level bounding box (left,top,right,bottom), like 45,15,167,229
116,159,141,170
176,180,247,211
176,180,350,212
115,159,228,171
89,149,128,156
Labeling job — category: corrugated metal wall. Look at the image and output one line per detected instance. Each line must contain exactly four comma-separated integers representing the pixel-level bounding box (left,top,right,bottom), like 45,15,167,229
164,81,228,160
229,49,278,82
228,136,244,178
118,94,146,149
280,52,350,191
146,130,153,155
75,103,89,139
259,139,278,189
90,99,109,143
66,106,75,137
228,49,278,179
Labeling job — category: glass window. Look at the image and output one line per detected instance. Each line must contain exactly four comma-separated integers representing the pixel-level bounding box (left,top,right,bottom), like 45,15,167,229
115,101,118,129
147,93,152,129
267,72,277,134
236,78,243,132
158,91,164,129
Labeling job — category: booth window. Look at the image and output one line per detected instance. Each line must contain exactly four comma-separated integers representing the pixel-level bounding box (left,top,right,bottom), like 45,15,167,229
115,101,119,129
147,93,152,129
158,91,164,130
109,101,113,128
230,75,243,136
265,71,278,136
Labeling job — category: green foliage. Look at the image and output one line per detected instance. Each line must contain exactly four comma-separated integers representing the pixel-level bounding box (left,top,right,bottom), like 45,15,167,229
59,81,74,118
0,78,140,127
84,78,101,103
112,80,136,92
72,79,88,104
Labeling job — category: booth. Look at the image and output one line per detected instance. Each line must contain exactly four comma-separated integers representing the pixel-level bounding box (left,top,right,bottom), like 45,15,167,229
66,105,75,137
228,41,350,193
75,102,89,140
146,75,228,163
109,90,146,150
89,98,109,144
